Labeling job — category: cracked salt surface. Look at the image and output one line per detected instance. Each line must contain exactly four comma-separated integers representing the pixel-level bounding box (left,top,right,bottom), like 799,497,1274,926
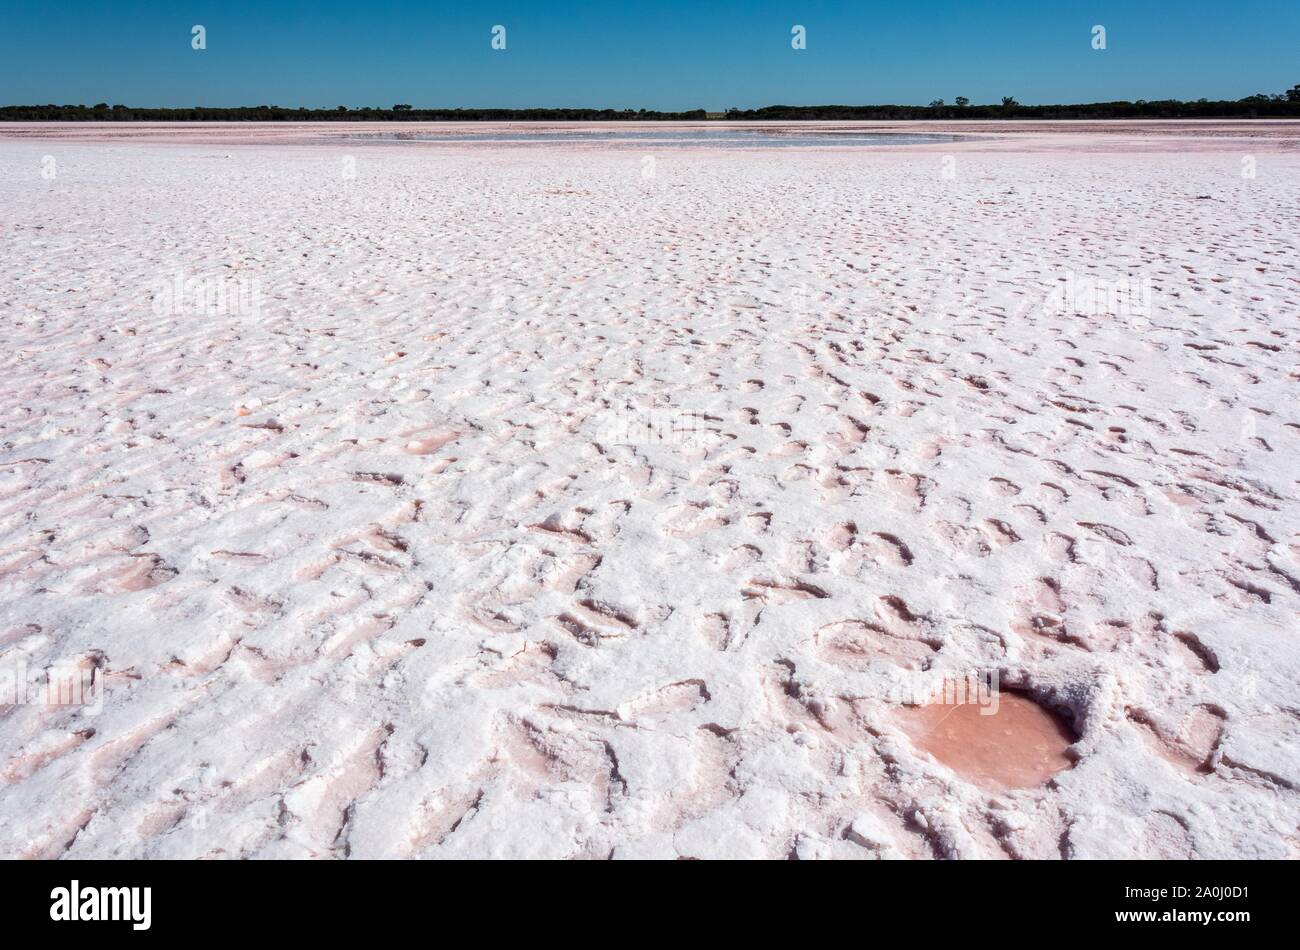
0,127,1298,859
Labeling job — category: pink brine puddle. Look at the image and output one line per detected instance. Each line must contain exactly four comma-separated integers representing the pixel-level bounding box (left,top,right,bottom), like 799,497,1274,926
402,430,459,455
897,692,1077,791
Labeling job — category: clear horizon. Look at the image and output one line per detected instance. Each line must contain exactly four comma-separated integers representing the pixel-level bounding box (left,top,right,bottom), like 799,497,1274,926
1,0,1297,111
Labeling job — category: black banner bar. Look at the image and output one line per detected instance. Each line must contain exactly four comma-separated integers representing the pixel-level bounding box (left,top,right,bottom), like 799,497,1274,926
0,859,1280,936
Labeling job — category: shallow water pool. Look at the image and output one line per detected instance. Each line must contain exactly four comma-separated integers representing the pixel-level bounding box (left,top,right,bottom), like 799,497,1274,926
344,128,970,148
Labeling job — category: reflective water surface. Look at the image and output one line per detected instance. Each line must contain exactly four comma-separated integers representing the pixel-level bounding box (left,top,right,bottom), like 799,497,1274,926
345,128,970,148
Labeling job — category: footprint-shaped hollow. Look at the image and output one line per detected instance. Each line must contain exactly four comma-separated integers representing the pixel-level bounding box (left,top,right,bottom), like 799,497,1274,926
895,690,1077,791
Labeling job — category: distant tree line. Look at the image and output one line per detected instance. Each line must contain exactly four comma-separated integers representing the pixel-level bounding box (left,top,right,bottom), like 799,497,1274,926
0,103,709,121
729,87,1300,120
3,86,1298,121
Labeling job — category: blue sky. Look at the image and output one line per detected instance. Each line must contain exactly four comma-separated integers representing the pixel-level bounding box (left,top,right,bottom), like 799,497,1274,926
1,1,1296,109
